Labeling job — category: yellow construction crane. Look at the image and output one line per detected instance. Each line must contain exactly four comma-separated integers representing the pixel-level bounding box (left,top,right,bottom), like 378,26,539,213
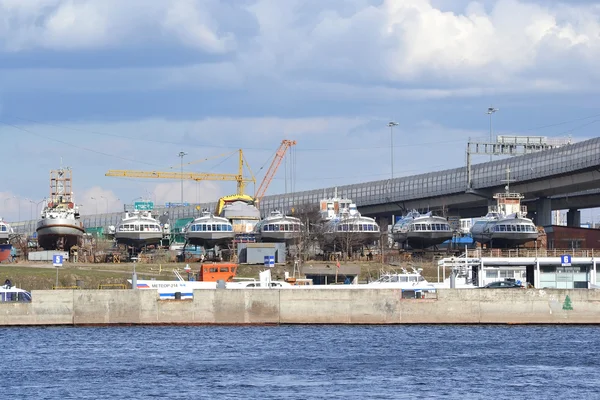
214,139,296,215
105,149,256,196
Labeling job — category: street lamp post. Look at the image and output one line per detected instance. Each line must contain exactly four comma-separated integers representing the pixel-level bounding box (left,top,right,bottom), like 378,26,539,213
36,199,46,217
100,195,109,213
486,106,499,162
27,198,34,220
178,151,187,205
90,197,98,214
388,121,399,179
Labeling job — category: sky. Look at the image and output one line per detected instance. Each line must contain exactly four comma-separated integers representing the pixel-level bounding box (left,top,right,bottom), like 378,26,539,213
1,0,600,223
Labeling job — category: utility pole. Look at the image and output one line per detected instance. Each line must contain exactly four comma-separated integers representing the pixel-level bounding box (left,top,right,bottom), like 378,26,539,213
388,121,399,179
486,107,498,162
178,151,187,204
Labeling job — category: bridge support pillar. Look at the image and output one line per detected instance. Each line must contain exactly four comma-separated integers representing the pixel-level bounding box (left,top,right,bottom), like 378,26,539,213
567,209,581,227
379,216,390,232
535,197,552,227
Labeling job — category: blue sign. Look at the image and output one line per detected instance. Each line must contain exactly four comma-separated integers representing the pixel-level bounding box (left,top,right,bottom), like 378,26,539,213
134,201,154,211
264,255,275,268
53,254,63,267
165,202,189,208
561,254,571,266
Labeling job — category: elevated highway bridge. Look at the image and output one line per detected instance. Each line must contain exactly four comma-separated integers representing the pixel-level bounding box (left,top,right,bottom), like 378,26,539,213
260,136,600,228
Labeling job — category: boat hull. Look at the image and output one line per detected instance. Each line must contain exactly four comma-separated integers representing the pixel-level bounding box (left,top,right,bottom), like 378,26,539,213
393,232,454,249
320,232,380,252
115,232,163,249
258,232,303,244
472,232,539,247
36,218,84,250
0,244,11,262
186,232,234,249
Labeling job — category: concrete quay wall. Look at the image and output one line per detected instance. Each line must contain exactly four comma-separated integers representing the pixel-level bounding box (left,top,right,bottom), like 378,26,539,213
0,288,598,326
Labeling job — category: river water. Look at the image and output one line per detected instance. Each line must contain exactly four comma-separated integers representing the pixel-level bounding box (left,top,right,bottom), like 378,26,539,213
2,325,598,399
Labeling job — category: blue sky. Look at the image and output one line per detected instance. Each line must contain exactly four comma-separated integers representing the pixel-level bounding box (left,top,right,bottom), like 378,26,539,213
1,0,600,223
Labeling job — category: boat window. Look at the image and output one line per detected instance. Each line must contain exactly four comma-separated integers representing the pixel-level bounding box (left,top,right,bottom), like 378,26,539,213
400,276,408,282
1,226,5,232
409,276,417,282
0,291,31,303
219,267,229,272
209,267,218,273
516,225,521,232
390,276,399,282
511,225,517,232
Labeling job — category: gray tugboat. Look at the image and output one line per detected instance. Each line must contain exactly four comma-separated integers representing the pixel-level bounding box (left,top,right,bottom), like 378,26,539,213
36,167,84,250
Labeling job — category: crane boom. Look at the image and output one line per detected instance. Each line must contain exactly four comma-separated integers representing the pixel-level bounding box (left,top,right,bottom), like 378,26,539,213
105,149,255,196
254,139,297,205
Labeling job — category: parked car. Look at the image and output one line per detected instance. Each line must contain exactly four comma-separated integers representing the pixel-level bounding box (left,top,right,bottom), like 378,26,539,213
481,281,523,289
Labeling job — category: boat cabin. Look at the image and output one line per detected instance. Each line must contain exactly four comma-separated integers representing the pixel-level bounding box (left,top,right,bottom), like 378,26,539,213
198,263,238,282
0,286,32,303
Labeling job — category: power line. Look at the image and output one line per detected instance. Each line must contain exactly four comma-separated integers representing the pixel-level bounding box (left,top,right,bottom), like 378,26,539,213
524,112,600,132
0,120,163,167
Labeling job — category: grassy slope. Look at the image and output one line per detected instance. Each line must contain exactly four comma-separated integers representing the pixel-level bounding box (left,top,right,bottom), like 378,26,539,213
1,258,441,290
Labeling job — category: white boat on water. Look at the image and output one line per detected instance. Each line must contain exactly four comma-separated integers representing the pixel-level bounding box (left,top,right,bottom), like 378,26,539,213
130,269,292,299
0,284,32,302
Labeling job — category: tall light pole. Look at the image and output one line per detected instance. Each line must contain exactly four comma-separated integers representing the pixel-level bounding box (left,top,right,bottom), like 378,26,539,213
388,121,399,179
100,195,109,213
178,151,187,205
90,196,98,214
487,106,498,161
27,198,34,220
35,199,46,217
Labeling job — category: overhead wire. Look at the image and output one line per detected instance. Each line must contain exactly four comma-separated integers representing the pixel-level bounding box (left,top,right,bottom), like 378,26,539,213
6,110,600,153
0,120,163,167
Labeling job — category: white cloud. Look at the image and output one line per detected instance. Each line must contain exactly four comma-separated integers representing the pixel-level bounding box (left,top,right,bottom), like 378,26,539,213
0,0,599,95
0,0,236,52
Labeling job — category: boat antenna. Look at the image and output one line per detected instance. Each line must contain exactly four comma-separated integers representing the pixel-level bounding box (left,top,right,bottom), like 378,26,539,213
501,167,513,193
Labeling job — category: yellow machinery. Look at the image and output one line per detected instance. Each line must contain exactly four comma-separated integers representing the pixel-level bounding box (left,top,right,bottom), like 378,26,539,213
214,139,297,215
105,149,256,197
105,140,296,214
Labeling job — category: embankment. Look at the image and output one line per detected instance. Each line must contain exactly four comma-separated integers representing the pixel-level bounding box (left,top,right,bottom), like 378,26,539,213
0,288,597,326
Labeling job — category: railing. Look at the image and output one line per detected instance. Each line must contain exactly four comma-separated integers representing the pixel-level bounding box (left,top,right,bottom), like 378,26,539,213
466,248,598,258
52,286,81,290
98,284,127,290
